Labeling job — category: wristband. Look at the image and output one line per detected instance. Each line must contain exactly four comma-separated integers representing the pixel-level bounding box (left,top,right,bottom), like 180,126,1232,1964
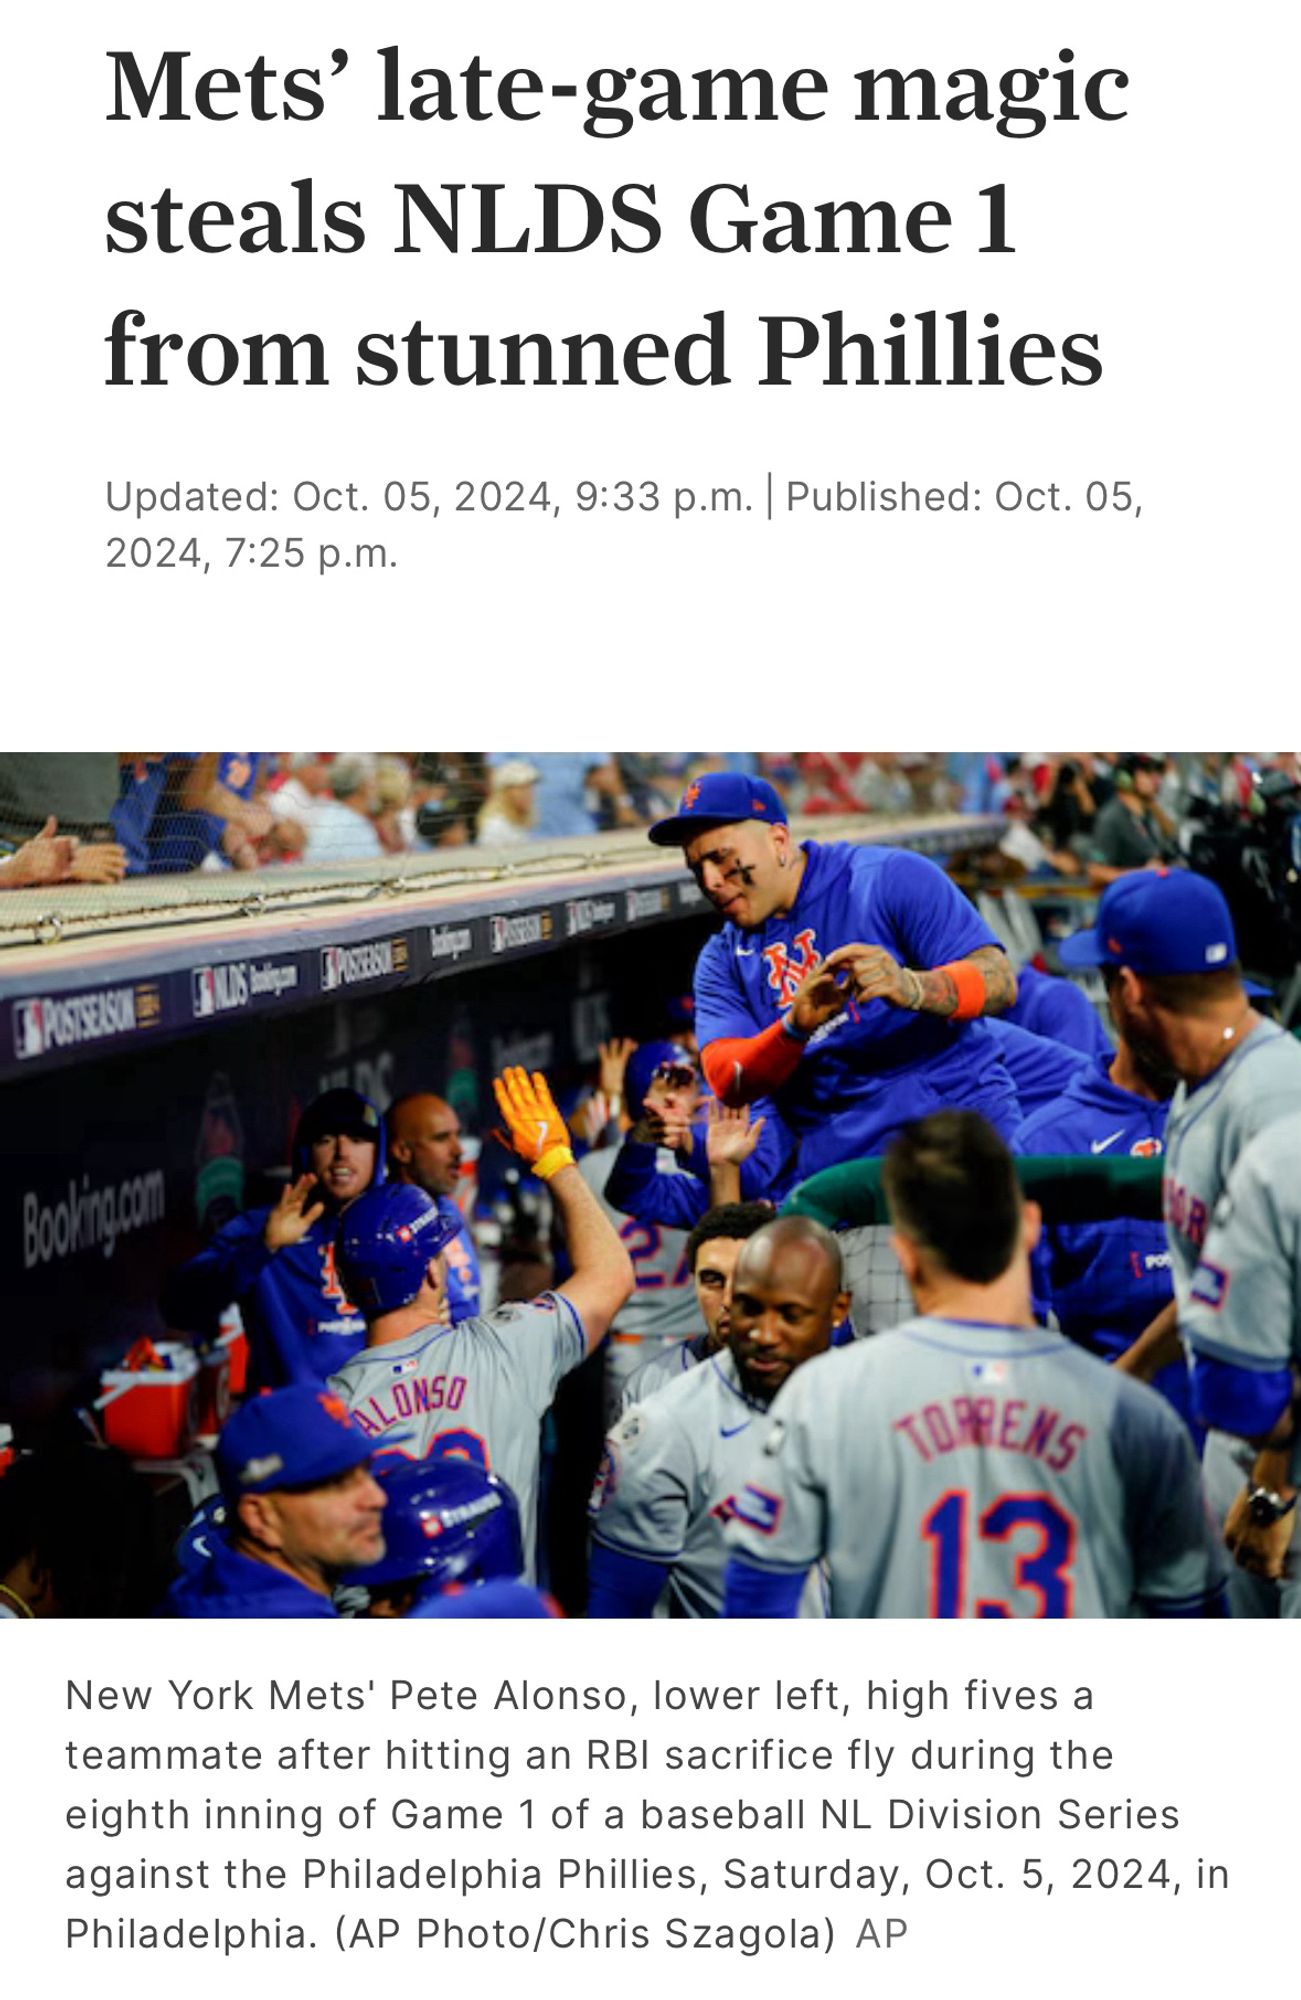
533,1144,576,1182
781,1009,812,1044
937,959,987,1022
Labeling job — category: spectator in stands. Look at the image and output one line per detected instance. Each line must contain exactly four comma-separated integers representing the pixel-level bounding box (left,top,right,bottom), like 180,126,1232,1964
0,815,78,888
488,753,623,839
373,758,417,854
166,1388,386,1619
304,756,384,864
477,761,540,844
414,753,488,847
1034,757,1097,870
0,753,128,882
265,752,333,856
1088,755,1179,882
0,1444,163,1617
148,753,278,872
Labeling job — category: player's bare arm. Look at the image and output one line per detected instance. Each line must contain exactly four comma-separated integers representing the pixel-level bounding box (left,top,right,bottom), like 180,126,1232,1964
1112,1297,1184,1380
263,1173,327,1252
1222,1399,1299,1582
820,940,1016,1018
493,1065,634,1350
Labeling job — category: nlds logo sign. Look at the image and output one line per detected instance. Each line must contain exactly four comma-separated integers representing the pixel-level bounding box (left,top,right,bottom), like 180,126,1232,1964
564,897,617,938
192,964,248,1017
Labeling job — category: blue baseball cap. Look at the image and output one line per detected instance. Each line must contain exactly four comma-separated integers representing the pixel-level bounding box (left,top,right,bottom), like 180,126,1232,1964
335,1182,464,1318
648,772,787,846
215,1386,373,1496
1058,870,1239,975
624,1040,696,1120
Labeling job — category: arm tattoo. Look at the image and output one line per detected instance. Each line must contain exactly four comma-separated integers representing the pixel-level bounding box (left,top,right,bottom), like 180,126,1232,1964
911,945,1016,1018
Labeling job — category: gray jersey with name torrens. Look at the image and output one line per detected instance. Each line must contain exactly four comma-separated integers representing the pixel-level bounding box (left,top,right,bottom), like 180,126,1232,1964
578,1146,698,1342
1162,1021,1301,1314
726,1318,1225,1618
1183,1110,1301,1488
591,1348,827,1618
328,1292,584,1577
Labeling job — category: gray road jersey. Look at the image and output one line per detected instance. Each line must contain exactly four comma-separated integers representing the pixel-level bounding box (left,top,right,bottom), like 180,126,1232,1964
591,1349,827,1618
621,1337,706,1411
1163,1021,1301,1312
578,1147,698,1341
1183,1110,1301,1485
328,1292,585,1577
726,1318,1225,1618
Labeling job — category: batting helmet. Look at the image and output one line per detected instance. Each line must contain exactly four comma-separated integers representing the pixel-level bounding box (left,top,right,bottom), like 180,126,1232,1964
350,1457,524,1598
335,1182,464,1318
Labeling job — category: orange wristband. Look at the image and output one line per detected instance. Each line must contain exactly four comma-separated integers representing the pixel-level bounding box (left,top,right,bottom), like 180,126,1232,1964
938,959,987,1021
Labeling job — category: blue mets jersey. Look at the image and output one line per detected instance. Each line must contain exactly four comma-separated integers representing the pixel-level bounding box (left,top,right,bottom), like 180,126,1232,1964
693,841,1016,1173
1005,966,1112,1060
438,1197,482,1322
164,1209,367,1390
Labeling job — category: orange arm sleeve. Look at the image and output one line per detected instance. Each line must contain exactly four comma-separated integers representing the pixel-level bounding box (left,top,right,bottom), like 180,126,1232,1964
701,1019,806,1105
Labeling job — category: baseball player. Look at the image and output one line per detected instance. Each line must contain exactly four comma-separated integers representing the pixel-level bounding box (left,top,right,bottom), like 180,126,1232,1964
588,1215,849,1618
647,772,1019,1179
387,1091,482,1321
603,1042,795,1227
1182,1110,1301,1611
348,1457,557,1619
1003,962,1112,1060
619,1201,775,1409
165,1387,386,1619
723,1112,1226,1619
163,1087,385,1389
1013,992,1191,1430
576,1045,705,1422
328,1069,633,1576
1056,872,1301,1397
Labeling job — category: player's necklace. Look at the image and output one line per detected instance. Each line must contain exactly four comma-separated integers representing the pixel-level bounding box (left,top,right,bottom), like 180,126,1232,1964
0,1582,34,1618
1220,1002,1254,1045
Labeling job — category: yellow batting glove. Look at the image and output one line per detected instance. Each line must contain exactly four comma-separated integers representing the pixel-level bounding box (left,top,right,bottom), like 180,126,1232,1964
492,1067,575,1181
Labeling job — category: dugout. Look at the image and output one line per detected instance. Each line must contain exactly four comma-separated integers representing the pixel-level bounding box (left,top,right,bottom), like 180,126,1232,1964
0,813,1001,1440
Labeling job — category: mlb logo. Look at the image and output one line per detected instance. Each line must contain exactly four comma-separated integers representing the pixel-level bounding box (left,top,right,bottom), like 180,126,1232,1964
13,999,45,1060
389,1356,418,1377
970,1360,1008,1383
192,968,216,1018
320,948,342,992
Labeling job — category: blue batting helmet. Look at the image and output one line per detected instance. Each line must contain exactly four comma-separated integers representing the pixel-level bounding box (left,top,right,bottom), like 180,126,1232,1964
624,1040,696,1120
350,1457,525,1598
335,1182,464,1318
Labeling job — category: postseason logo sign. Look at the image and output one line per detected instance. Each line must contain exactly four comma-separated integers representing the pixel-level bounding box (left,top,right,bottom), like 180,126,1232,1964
564,896,618,939
320,936,409,992
13,983,160,1062
489,909,553,955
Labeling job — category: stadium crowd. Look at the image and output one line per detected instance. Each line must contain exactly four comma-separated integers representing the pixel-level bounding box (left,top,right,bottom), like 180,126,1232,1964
1,760,1299,1623
2,751,1297,887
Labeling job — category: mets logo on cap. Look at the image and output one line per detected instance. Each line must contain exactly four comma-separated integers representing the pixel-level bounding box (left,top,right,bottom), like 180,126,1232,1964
682,780,702,809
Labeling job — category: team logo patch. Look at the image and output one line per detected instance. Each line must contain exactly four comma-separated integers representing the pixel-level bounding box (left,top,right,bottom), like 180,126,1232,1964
762,928,818,1006
763,1419,787,1457
682,781,702,809
1130,1136,1163,1158
1189,1262,1230,1311
730,1483,783,1535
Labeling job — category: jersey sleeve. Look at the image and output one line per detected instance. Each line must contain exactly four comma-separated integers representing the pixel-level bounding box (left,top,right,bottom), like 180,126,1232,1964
604,1139,709,1231
694,933,759,1046
1182,1139,1300,1438
161,1210,274,1329
723,1368,827,1578
1112,1381,1229,1615
488,1292,587,1407
588,1401,697,1567
878,848,1001,970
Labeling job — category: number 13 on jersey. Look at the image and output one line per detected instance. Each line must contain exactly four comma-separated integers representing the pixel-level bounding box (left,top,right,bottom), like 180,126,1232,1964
922,1489,1077,1617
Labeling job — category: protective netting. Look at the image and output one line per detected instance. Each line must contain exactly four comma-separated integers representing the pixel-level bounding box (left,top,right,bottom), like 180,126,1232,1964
784,1155,1163,1336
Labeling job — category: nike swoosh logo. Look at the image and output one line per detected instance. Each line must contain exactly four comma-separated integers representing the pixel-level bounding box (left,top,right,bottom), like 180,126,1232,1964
735,948,756,958
1090,1130,1125,1154
720,1421,750,1439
